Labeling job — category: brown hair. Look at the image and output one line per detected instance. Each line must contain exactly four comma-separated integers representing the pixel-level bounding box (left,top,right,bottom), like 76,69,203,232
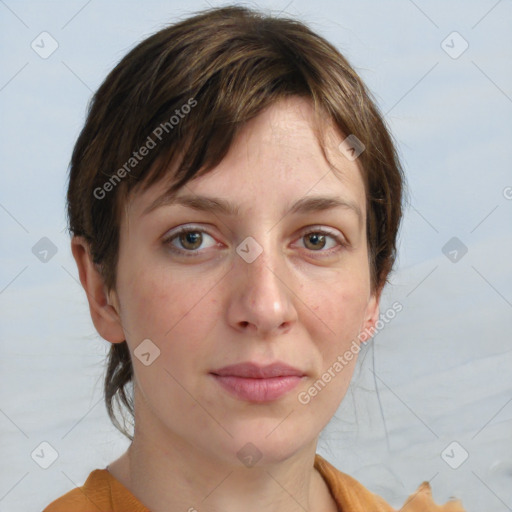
67,5,405,440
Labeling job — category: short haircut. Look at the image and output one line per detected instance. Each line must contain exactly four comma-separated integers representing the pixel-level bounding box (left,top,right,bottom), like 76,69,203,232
67,5,405,439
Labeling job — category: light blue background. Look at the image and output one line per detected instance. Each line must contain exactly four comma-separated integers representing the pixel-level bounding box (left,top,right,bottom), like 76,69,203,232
1,1,511,511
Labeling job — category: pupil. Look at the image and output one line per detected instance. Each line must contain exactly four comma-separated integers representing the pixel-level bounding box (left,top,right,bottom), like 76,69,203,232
307,233,325,249
182,232,202,249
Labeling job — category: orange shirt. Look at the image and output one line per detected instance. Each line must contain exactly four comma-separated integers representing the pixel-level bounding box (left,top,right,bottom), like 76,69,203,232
43,454,465,511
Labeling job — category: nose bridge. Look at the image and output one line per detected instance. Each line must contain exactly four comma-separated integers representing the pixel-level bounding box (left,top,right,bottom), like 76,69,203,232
230,233,296,334
240,237,285,303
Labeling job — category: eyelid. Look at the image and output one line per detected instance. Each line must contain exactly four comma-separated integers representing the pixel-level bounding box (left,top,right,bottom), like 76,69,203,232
163,223,214,239
299,225,345,241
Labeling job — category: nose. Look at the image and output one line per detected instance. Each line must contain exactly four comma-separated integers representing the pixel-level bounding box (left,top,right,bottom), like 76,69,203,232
226,241,298,337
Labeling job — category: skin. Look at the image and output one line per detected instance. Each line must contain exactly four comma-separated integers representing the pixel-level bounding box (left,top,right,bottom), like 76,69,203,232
73,96,382,512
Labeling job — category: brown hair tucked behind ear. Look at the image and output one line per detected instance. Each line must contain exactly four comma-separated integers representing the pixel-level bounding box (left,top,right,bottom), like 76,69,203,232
67,5,405,439
104,343,134,440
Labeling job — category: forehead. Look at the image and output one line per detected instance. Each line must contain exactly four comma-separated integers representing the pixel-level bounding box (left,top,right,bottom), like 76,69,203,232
126,96,367,222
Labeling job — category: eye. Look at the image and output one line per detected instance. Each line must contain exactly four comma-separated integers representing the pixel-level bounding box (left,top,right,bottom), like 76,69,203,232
163,226,218,256
162,225,347,258
297,228,346,254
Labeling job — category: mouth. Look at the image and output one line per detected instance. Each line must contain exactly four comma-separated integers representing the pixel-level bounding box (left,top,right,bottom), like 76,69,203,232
210,362,306,403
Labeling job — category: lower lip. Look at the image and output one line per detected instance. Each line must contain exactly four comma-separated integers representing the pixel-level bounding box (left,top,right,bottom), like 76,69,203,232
212,375,303,402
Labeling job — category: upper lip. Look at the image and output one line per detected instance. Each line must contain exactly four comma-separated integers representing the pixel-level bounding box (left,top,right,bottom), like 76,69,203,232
211,362,305,378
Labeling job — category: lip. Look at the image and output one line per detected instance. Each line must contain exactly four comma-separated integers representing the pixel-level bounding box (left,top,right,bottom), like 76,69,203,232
212,362,305,378
211,362,306,402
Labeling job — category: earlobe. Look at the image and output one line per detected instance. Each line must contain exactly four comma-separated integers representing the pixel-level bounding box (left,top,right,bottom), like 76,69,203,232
71,236,126,344
358,288,382,343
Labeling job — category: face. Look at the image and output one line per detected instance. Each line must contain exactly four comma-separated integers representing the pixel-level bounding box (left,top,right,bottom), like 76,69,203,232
108,96,379,466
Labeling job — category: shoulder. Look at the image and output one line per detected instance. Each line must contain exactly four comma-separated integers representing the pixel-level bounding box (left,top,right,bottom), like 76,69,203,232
43,468,150,512
314,454,395,511
314,454,466,511
42,470,113,511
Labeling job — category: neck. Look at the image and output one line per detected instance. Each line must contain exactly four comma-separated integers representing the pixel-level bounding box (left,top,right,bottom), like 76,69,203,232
108,396,336,512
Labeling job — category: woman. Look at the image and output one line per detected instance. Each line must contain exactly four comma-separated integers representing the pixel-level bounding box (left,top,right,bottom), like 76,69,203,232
43,5,465,511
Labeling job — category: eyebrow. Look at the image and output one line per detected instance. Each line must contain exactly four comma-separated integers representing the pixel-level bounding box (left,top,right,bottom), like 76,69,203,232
143,193,363,227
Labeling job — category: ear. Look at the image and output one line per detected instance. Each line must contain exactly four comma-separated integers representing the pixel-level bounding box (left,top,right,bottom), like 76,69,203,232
358,286,382,343
71,236,125,343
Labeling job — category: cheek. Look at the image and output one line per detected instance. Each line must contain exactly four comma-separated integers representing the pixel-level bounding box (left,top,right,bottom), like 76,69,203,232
307,278,369,343
298,283,367,423
303,282,370,412
120,266,221,356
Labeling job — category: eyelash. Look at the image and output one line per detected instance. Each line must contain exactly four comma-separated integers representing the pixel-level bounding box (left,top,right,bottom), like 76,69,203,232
162,225,348,258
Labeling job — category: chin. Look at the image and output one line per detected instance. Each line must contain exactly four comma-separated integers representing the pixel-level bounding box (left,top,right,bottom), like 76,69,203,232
219,417,317,467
